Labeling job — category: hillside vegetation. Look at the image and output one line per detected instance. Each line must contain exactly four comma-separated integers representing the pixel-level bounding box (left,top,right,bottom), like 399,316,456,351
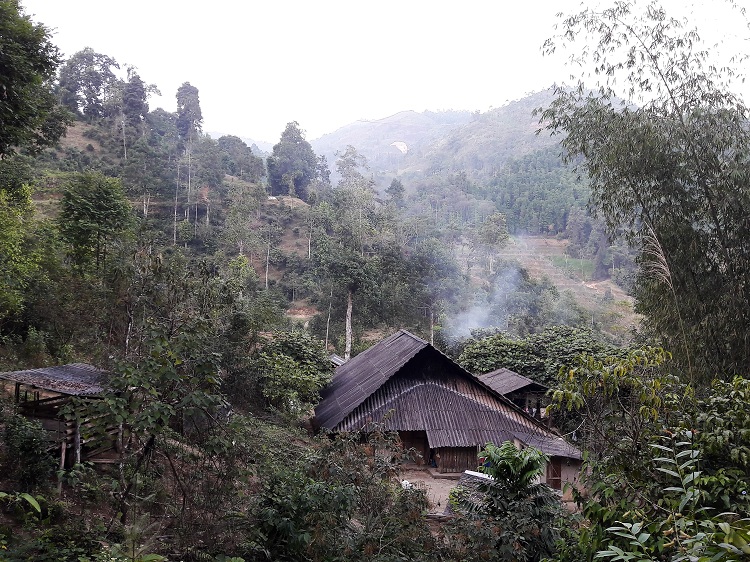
3,0,750,560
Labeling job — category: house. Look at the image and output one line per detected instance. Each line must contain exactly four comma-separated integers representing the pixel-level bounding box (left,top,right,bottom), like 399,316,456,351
0,363,114,467
313,330,580,490
477,368,549,420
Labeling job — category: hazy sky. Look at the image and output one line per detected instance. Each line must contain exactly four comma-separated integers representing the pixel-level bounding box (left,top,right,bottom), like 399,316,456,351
21,0,750,144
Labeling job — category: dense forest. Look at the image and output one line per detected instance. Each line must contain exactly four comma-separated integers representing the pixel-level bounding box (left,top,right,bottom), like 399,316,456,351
1,0,750,560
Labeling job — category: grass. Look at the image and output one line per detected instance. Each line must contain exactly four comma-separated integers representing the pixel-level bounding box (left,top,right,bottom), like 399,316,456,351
548,255,595,281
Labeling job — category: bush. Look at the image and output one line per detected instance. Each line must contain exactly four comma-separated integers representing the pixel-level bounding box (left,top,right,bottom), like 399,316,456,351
3,414,55,491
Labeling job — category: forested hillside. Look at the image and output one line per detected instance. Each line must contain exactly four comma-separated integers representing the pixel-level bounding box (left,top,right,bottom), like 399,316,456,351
2,0,750,560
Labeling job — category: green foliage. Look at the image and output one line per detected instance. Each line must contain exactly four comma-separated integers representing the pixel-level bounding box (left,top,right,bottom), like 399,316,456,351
218,135,265,182
0,157,40,319
241,426,435,562
0,0,72,156
266,121,319,199
175,82,202,141
57,48,119,119
58,171,133,271
0,491,42,515
548,346,750,562
2,414,55,491
446,442,561,562
71,324,226,524
591,437,750,562
254,330,333,417
386,176,405,203
458,325,619,386
542,0,750,379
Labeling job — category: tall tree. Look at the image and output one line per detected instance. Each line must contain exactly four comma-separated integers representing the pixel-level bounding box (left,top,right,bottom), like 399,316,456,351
57,47,119,119
0,0,71,156
58,172,133,271
175,81,203,141
0,156,38,320
476,211,510,273
121,69,150,131
266,121,318,199
386,177,405,205
175,82,203,224
217,135,265,182
541,0,750,379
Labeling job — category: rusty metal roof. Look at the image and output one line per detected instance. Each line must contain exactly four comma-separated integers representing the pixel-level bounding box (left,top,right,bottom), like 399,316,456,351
478,368,548,395
314,330,580,459
0,363,107,396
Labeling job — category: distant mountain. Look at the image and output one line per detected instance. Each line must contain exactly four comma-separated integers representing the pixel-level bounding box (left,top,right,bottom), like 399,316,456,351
309,89,562,187
401,89,560,179
310,109,472,175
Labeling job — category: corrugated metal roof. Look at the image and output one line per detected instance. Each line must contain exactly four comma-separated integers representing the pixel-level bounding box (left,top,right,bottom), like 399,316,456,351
0,363,107,396
478,368,548,395
315,330,428,429
314,330,580,459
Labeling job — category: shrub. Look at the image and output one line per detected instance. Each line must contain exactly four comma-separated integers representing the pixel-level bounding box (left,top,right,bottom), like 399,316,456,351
3,414,55,491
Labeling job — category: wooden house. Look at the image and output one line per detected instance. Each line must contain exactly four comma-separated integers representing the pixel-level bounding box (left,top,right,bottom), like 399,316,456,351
0,363,113,468
477,368,549,420
313,330,580,489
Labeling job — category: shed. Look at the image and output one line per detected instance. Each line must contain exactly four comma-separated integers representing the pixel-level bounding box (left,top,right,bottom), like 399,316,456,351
313,330,580,487
0,363,113,467
477,368,549,419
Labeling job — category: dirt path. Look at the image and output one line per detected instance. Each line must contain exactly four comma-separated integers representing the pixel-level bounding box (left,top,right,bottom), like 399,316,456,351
400,468,460,514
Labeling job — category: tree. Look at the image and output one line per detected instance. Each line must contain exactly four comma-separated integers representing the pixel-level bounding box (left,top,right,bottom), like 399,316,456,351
476,211,509,273
58,171,133,271
122,70,150,131
266,121,318,199
175,81,203,141
548,349,750,562
458,326,619,386
217,135,265,181
448,442,560,562
0,0,71,156
57,47,119,119
386,177,405,204
0,156,39,320
253,330,333,416
541,1,750,379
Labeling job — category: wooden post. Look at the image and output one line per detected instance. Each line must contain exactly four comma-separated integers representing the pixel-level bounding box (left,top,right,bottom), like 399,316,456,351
58,436,66,494
74,420,81,465
14,382,20,403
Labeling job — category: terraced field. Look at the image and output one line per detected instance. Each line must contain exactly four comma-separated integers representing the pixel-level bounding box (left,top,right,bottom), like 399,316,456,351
497,236,640,341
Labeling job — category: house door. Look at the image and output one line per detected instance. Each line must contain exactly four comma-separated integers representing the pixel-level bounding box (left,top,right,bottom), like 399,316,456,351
398,431,429,465
546,457,562,490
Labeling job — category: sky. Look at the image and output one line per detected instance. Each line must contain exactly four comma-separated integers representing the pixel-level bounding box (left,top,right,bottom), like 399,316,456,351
21,0,750,145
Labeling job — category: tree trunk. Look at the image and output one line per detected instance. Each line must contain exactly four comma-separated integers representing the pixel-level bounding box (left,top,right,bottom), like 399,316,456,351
173,164,180,246
325,286,333,350
308,222,313,259
121,112,127,160
344,289,353,361
265,236,270,290
430,309,435,346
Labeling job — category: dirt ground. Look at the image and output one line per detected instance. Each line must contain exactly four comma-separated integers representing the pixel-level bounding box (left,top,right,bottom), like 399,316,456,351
399,467,460,514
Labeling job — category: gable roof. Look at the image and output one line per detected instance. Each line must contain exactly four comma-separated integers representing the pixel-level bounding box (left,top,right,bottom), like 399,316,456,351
315,330,429,430
478,368,548,395
0,363,107,396
314,330,580,459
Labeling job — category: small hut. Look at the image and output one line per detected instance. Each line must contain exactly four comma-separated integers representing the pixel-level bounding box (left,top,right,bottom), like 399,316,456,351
313,330,580,489
0,363,112,468
477,368,549,419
